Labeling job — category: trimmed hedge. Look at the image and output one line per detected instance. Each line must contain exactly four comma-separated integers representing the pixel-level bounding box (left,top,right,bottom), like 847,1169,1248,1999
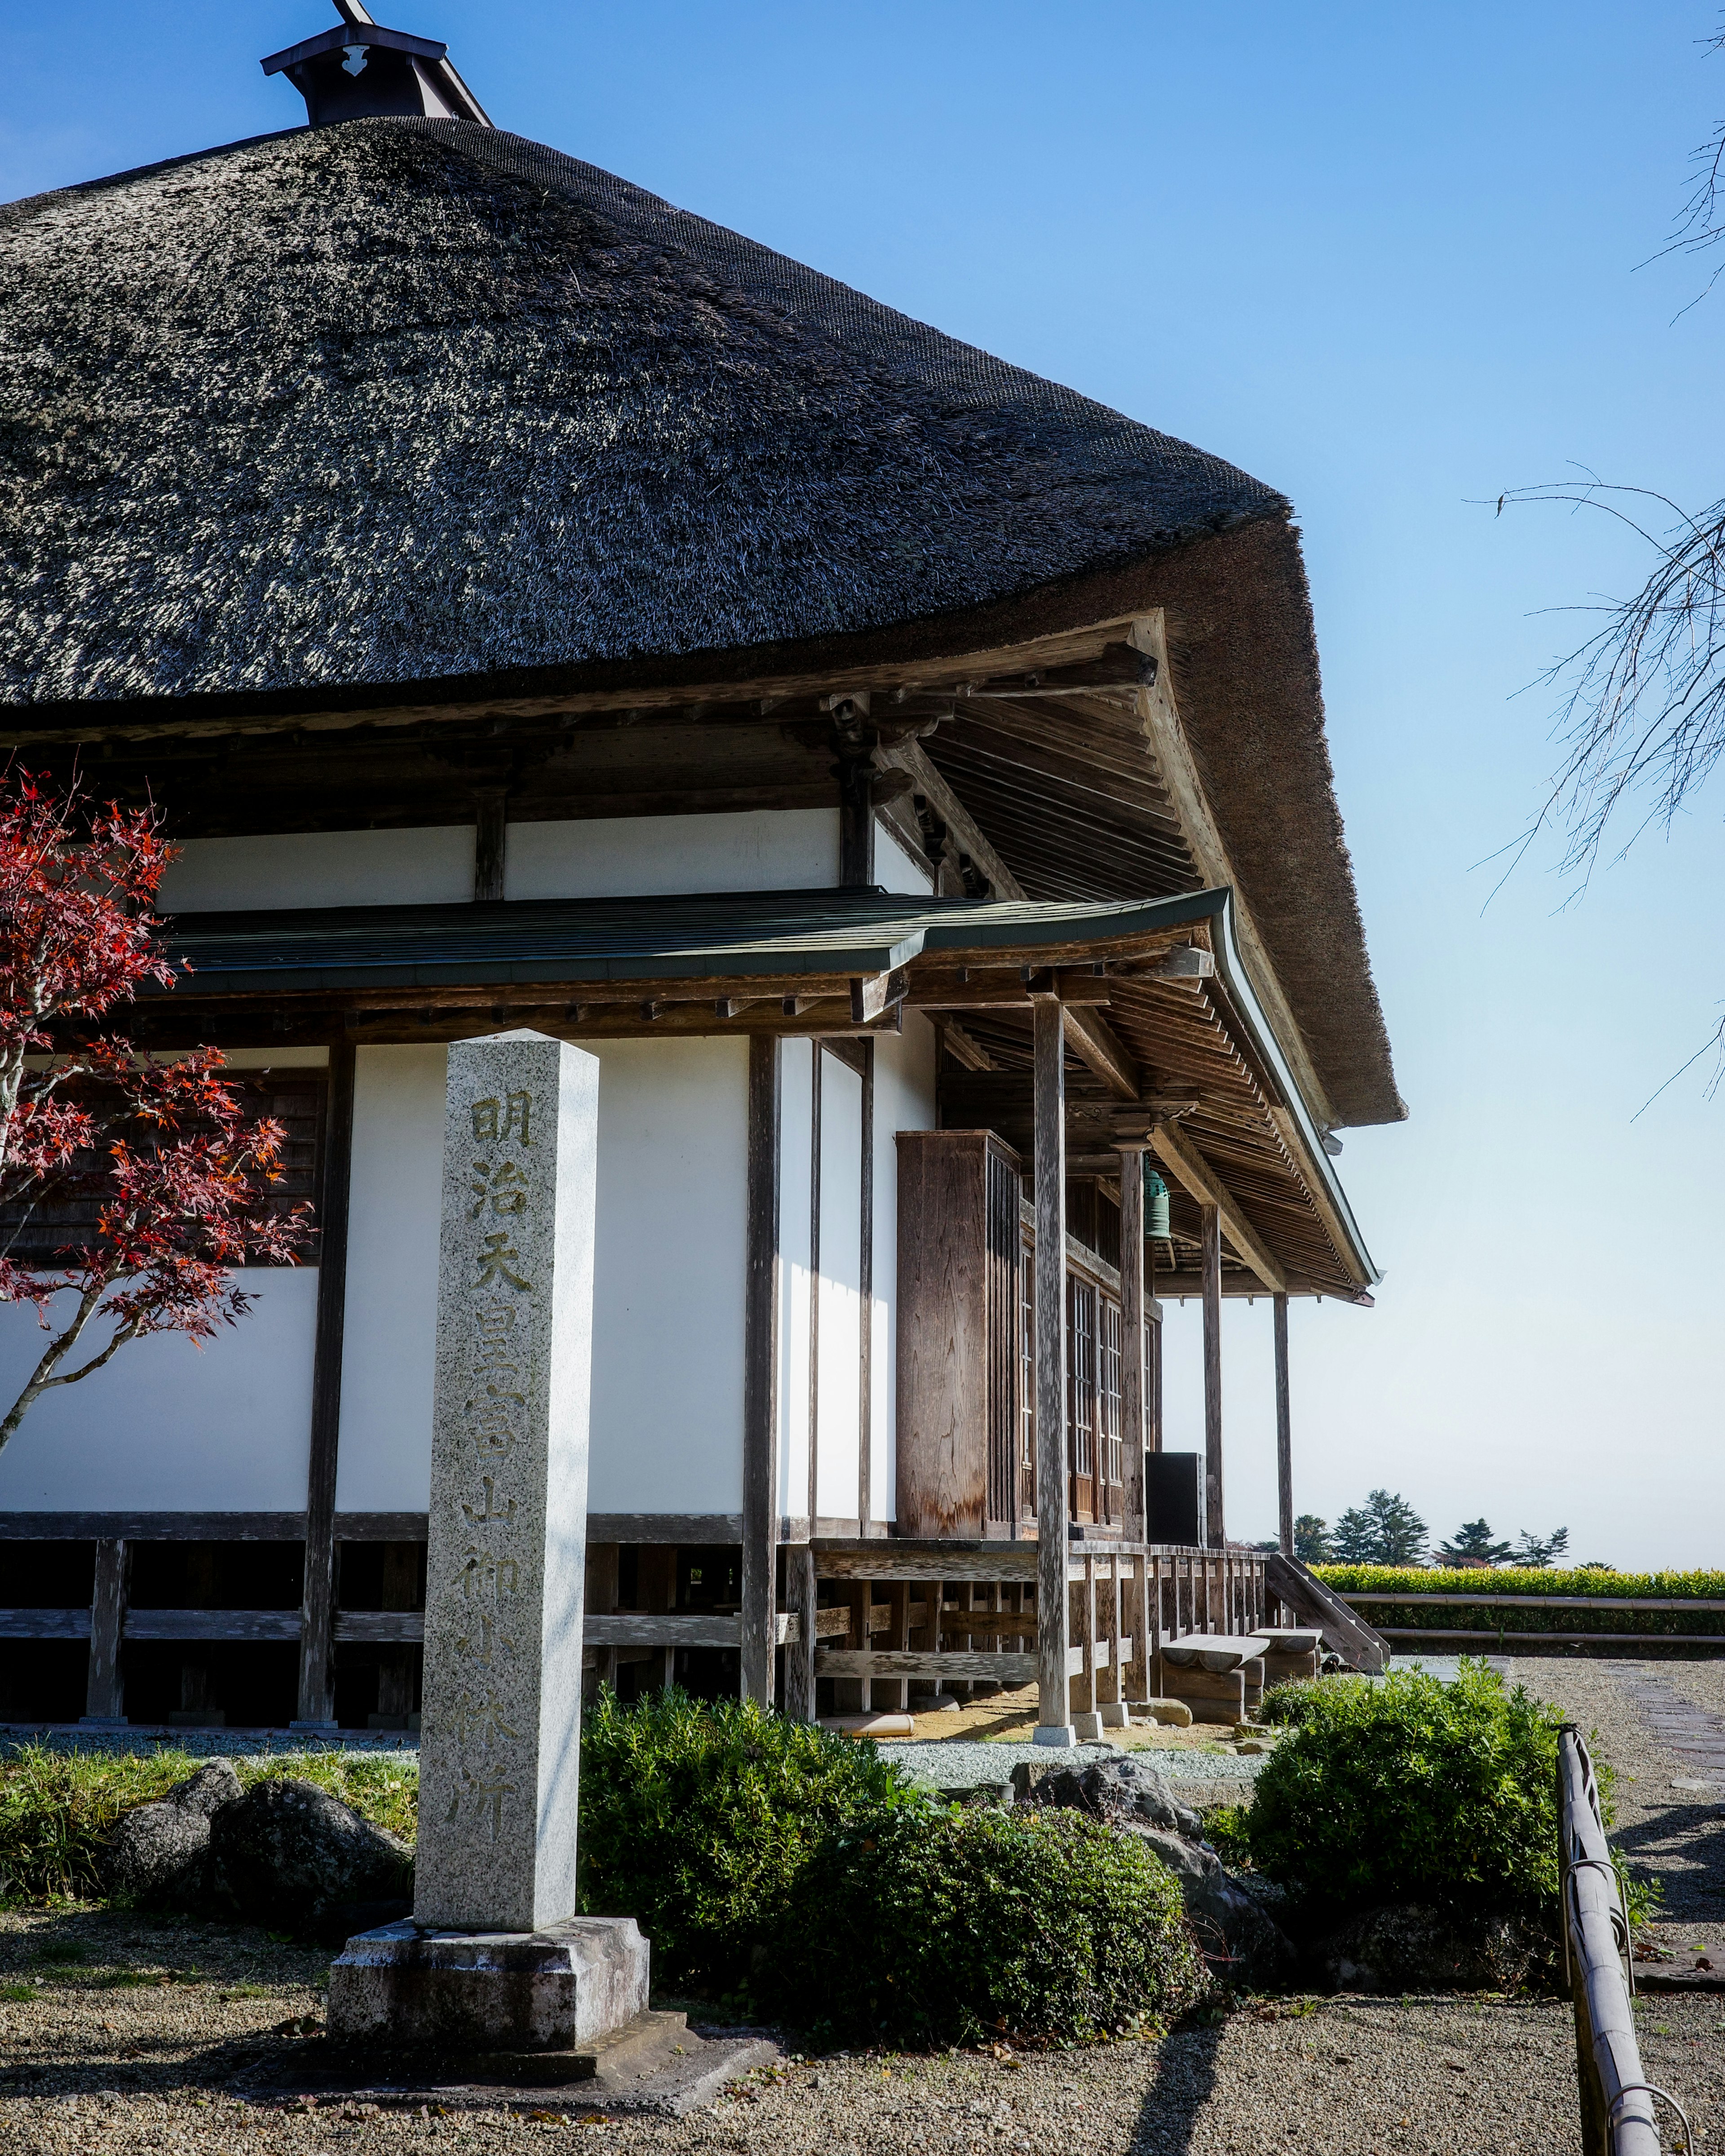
1314,1566,1725,1642
774,1803,1209,2046
1247,1662,1566,1919
1316,1565,1725,1598
578,1690,1212,2042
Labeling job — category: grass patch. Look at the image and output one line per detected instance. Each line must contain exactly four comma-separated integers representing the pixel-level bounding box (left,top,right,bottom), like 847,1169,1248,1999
0,1981,39,2002
0,1745,419,1905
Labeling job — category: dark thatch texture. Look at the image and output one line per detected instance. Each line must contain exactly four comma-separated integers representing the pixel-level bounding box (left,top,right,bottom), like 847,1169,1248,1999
0,119,1281,703
0,117,1402,1124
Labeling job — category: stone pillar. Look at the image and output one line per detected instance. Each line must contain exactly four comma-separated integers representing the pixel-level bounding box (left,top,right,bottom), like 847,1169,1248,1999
329,1031,648,2054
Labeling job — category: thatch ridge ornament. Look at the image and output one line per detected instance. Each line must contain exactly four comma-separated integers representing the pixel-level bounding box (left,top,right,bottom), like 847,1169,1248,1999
261,0,492,129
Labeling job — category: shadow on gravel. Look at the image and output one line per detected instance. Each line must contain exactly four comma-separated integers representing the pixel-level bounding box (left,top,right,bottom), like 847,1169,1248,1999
1610,1803,1725,1920
1130,2021,1223,2153
0,2031,324,2105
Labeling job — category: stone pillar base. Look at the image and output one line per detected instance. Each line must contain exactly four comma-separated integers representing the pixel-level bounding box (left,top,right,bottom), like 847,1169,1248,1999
328,1916,649,2051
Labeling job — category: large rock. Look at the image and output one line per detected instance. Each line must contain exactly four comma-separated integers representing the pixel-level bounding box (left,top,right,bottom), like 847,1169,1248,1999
1134,1828,1298,1989
98,1760,242,1908
1019,1754,1294,1987
208,1777,413,1942
1017,1753,1204,1839
1310,1904,1559,1994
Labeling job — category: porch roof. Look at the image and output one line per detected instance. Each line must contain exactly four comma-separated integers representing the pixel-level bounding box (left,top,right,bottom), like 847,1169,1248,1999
143,881,1376,1296
151,884,1231,996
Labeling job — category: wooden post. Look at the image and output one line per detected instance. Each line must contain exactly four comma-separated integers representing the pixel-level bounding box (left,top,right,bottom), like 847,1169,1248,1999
838,766,875,887
1075,1555,1096,1720
1200,1201,1224,1549
1116,1142,1148,1539
741,1036,783,1704
1030,993,1074,1742
784,1545,817,1721
295,1041,356,1729
375,1541,420,1723
473,788,508,902
82,1538,130,1724
1274,1291,1293,1558
858,1037,875,1532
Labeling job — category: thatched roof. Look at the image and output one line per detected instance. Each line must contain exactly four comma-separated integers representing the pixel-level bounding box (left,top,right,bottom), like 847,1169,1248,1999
0,118,1283,701
0,116,1403,1127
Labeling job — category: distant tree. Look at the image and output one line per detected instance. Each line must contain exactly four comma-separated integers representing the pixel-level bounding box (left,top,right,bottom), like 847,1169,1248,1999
1293,1514,1333,1564
1332,1490,1429,1567
0,769,313,1453
1577,1559,1615,1572
1512,1527,1571,1569
1434,1518,1515,1568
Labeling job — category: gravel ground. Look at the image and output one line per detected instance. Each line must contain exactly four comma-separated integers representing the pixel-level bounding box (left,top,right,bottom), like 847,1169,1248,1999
886,1740,1268,1794
4,1658,1722,2154
0,1728,418,1762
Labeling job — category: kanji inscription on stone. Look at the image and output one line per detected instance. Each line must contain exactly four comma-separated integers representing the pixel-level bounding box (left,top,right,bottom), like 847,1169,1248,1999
416,1032,599,1933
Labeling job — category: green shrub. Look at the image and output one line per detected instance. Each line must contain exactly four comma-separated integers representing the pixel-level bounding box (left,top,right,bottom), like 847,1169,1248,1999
1315,1563,1725,1600
770,1803,1210,2046
1244,1662,1565,1919
577,1689,916,1990
0,1744,420,1906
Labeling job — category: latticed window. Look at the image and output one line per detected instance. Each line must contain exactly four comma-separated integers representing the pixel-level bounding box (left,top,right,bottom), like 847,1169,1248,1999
1100,1295,1123,1488
1066,1274,1096,1478
1020,1242,1036,1496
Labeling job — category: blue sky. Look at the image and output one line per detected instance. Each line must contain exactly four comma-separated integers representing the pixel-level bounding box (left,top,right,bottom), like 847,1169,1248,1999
6,4,1724,1565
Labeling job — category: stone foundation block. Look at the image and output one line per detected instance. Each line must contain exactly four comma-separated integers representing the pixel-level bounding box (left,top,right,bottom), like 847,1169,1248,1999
327,1915,649,2051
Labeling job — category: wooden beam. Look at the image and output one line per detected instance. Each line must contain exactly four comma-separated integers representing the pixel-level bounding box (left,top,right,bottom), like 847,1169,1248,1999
1201,1204,1224,1550
740,1036,782,1704
1274,1293,1293,1558
874,737,1025,901
1150,1118,1287,1292
1031,993,1074,1740
82,1538,130,1723
473,789,507,901
783,1545,818,1721
936,1020,994,1072
1116,1145,1147,1542
1062,1005,1139,1101
908,970,1114,1010
295,1040,356,1728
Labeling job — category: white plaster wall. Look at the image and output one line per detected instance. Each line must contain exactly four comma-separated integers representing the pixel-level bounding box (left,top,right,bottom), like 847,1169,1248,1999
815,1054,864,1521
332,1037,752,1520
506,810,842,900
158,827,475,912
872,1014,940,1525
875,823,934,897
0,1270,318,1512
586,1038,749,1516
777,1041,814,1527
333,1045,449,1513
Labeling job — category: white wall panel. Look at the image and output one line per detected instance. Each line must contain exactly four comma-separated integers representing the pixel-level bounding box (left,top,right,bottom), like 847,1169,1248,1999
159,827,474,912
586,1038,750,1516
334,1045,448,1513
506,810,842,900
875,823,934,896
815,1054,863,1520
0,1270,318,1512
872,1015,940,1524
777,1041,814,1527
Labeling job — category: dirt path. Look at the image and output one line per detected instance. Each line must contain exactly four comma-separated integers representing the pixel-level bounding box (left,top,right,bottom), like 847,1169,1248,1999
4,1660,1724,2154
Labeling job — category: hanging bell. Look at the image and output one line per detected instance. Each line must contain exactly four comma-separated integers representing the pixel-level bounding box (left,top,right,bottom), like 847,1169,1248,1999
1143,1160,1171,1241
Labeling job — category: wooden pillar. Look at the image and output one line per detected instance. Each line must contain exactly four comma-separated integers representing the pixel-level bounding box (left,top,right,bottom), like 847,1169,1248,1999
858,1037,875,1532
296,1041,356,1729
783,1544,818,1721
82,1538,130,1724
1274,1291,1293,1558
1115,1142,1148,1539
1200,1200,1224,1549
1030,994,1073,1740
473,788,508,901
838,767,875,887
741,1036,783,1704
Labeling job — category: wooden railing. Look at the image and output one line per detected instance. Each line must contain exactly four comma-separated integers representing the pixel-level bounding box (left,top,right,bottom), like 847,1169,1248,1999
1557,1726,1668,2156
796,1541,1269,1719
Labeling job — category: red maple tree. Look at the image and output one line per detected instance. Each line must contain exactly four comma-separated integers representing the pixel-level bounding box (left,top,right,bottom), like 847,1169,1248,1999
0,769,311,1453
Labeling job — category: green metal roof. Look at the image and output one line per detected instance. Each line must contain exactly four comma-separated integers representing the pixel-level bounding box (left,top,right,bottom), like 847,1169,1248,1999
153,886,1231,996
